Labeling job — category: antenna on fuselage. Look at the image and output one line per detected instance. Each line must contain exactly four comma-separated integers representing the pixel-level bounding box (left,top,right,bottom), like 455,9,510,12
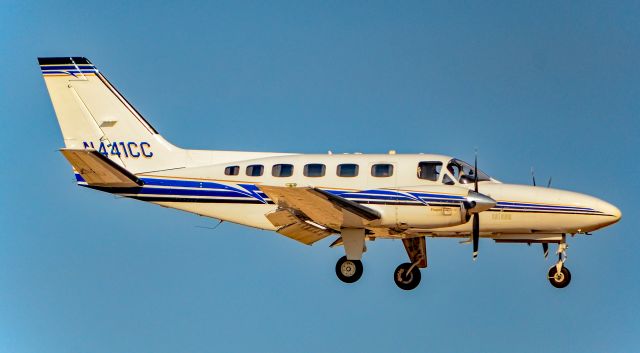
531,167,537,186
195,219,225,231
531,167,553,188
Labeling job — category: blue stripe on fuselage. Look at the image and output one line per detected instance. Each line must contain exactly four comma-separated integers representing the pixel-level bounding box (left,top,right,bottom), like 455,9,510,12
72,174,601,213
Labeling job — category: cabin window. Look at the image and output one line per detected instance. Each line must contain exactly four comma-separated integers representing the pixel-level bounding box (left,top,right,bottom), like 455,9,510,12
224,165,240,176
246,164,264,177
371,164,394,177
272,164,294,177
417,162,442,181
304,164,326,177
337,164,359,177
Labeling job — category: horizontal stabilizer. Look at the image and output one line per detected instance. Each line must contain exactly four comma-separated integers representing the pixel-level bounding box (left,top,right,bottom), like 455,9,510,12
60,149,143,187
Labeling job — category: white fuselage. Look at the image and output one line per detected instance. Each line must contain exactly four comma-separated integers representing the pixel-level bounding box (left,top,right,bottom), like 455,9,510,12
79,152,621,243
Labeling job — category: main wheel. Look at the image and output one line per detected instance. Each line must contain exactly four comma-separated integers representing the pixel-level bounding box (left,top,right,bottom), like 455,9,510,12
394,262,421,290
547,265,571,288
335,256,363,283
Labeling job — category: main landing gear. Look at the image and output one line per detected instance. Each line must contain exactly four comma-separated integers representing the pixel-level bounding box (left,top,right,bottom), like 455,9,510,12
335,256,363,283
393,237,427,290
335,228,366,284
333,231,428,290
394,262,422,290
547,235,571,288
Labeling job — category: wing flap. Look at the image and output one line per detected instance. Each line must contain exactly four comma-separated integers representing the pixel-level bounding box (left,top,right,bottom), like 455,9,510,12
259,185,381,244
266,209,333,245
60,148,143,187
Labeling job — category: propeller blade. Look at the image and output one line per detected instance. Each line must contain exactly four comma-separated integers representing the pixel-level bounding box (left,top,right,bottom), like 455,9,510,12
547,177,552,188
542,243,549,258
472,150,480,260
472,214,479,260
474,151,479,192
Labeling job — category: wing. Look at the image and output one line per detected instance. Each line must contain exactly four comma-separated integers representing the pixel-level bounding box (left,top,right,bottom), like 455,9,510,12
259,185,381,245
60,149,143,187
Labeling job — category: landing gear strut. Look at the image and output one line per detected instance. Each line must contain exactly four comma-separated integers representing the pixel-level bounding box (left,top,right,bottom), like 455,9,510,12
547,235,571,288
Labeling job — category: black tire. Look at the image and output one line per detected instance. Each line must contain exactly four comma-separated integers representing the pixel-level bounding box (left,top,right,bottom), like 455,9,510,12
394,262,421,290
335,256,363,283
548,265,571,288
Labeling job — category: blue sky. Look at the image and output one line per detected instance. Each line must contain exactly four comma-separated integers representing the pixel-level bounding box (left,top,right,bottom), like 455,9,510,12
1,1,639,352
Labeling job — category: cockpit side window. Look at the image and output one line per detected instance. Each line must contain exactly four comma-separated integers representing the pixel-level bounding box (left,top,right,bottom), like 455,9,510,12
442,174,455,185
417,162,442,181
447,163,460,180
447,158,491,184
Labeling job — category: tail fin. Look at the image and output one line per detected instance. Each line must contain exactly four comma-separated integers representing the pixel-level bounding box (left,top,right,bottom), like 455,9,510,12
39,57,186,173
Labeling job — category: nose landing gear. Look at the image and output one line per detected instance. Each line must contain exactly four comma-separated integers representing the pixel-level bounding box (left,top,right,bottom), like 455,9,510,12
547,235,571,288
548,265,571,288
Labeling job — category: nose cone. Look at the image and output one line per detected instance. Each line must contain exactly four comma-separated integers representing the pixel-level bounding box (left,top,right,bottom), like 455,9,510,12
598,200,622,225
475,183,621,233
573,194,621,231
466,190,497,213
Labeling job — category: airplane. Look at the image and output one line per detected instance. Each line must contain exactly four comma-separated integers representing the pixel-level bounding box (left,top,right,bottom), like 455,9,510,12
38,57,622,290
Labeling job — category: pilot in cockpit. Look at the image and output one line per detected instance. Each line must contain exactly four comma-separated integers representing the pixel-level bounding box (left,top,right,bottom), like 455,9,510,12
459,169,475,184
447,159,490,185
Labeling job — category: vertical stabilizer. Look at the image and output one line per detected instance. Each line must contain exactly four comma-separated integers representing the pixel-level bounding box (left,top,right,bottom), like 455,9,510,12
39,57,186,173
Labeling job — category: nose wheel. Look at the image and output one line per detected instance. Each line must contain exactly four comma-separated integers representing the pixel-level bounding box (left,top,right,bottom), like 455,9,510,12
335,256,363,283
547,235,571,288
548,265,571,288
393,262,422,290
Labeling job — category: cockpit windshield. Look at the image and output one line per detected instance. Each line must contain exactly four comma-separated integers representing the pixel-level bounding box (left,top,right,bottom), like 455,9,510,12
446,158,491,184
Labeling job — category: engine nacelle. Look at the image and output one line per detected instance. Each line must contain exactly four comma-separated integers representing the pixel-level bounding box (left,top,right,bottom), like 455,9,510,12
367,185,490,229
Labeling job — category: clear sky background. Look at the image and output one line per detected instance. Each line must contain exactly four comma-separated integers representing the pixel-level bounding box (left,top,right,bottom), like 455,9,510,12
1,1,638,352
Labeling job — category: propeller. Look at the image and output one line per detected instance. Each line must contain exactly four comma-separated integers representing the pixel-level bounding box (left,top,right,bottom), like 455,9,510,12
531,167,552,258
459,151,496,261
472,152,480,260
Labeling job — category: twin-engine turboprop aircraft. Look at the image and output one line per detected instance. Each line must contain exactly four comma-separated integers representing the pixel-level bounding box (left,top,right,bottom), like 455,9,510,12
39,57,621,290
